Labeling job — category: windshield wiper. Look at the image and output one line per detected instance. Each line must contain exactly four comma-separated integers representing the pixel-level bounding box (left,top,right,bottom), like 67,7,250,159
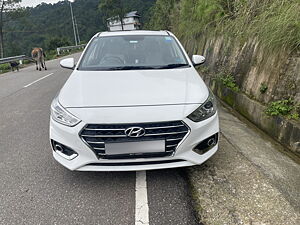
156,63,190,69
107,66,157,71
91,64,190,71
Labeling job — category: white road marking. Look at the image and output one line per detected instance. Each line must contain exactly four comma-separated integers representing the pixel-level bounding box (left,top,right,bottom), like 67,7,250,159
135,171,149,225
24,73,54,88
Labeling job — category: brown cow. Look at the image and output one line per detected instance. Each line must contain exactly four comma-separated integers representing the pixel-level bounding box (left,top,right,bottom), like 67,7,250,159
31,48,47,71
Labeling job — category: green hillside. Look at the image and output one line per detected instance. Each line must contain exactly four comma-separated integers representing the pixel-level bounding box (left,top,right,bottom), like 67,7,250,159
4,0,156,57
147,0,300,53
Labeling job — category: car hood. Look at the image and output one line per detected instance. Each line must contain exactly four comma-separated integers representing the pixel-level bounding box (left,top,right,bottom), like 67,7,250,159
59,68,208,108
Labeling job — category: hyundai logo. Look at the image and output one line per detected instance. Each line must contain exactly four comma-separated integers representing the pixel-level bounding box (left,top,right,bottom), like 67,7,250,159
125,127,146,138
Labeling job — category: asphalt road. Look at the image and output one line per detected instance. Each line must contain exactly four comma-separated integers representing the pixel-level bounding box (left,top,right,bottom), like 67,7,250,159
0,53,198,225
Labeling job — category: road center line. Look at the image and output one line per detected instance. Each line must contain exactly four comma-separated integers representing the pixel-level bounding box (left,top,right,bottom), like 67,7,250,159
24,73,54,88
135,171,149,225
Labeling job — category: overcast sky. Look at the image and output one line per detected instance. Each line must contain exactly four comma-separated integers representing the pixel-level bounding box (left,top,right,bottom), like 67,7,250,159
20,0,74,7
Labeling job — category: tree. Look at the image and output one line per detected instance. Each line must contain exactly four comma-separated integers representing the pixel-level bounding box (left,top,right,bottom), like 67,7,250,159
146,0,179,30
1,0,155,56
98,0,127,30
45,37,71,51
0,0,22,58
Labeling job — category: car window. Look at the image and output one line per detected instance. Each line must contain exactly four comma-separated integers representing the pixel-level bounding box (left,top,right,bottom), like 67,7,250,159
78,35,189,71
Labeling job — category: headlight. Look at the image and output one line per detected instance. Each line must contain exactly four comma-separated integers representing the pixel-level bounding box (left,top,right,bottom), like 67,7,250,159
51,97,81,127
188,90,217,122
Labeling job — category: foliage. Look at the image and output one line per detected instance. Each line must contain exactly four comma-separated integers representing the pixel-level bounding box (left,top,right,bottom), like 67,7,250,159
219,74,240,92
3,0,155,58
223,0,300,52
260,83,268,94
44,49,58,61
147,0,300,52
199,66,209,74
3,0,103,57
0,0,24,57
98,0,156,25
45,37,71,51
289,113,300,120
0,63,11,73
146,0,179,30
99,0,125,21
265,98,299,120
44,47,86,61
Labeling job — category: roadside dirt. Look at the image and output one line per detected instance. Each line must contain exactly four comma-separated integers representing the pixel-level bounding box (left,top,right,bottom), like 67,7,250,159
188,103,300,225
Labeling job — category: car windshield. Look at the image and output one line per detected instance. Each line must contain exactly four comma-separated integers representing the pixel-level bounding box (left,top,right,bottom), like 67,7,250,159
78,35,190,71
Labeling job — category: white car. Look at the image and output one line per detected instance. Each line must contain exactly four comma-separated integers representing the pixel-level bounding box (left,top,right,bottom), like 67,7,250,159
50,30,219,171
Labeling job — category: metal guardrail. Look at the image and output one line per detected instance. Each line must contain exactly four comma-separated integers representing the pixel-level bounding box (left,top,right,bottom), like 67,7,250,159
57,44,86,55
0,44,87,66
0,55,33,65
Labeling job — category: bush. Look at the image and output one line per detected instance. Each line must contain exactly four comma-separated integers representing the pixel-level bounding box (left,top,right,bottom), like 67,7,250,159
265,98,299,120
219,74,240,92
45,37,71,51
0,63,11,71
260,83,268,94
44,50,58,60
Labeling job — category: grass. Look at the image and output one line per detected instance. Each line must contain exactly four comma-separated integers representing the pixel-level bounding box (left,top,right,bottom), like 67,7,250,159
198,66,210,74
149,0,300,53
45,48,82,61
223,0,300,52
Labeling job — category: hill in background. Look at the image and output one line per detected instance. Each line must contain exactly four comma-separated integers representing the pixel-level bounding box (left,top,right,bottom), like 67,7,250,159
4,0,156,57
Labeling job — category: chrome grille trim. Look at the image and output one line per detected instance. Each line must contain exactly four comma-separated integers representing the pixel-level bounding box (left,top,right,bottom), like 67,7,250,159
145,125,185,130
81,134,127,138
84,125,185,131
79,121,190,159
144,131,187,137
81,131,187,138
84,128,126,131
166,144,178,148
166,137,182,141
86,141,105,144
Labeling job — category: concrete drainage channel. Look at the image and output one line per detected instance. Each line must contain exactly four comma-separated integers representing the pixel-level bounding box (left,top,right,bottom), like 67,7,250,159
210,80,300,155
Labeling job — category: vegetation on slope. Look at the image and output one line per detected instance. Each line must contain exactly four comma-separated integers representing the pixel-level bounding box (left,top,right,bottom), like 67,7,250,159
147,0,300,52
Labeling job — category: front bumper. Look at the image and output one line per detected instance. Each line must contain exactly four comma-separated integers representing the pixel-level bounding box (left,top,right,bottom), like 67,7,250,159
49,113,219,171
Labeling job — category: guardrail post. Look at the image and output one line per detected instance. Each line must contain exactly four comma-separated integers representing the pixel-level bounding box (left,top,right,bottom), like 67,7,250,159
55,44,86,56
0,55,26,65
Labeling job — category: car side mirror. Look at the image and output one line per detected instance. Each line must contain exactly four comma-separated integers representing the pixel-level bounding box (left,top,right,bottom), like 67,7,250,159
192,55,205,66
60,58,75,70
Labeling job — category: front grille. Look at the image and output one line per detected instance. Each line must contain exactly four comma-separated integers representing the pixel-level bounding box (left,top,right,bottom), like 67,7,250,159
79,121,190,159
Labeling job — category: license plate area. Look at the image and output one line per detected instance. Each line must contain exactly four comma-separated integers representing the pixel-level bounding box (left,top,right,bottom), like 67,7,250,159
105,140,165,155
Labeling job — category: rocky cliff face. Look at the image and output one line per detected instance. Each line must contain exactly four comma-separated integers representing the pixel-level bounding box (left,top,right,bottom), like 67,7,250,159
180,36,300,152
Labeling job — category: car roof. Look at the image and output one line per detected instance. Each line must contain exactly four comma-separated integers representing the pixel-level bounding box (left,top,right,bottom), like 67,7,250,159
98,30,171,37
